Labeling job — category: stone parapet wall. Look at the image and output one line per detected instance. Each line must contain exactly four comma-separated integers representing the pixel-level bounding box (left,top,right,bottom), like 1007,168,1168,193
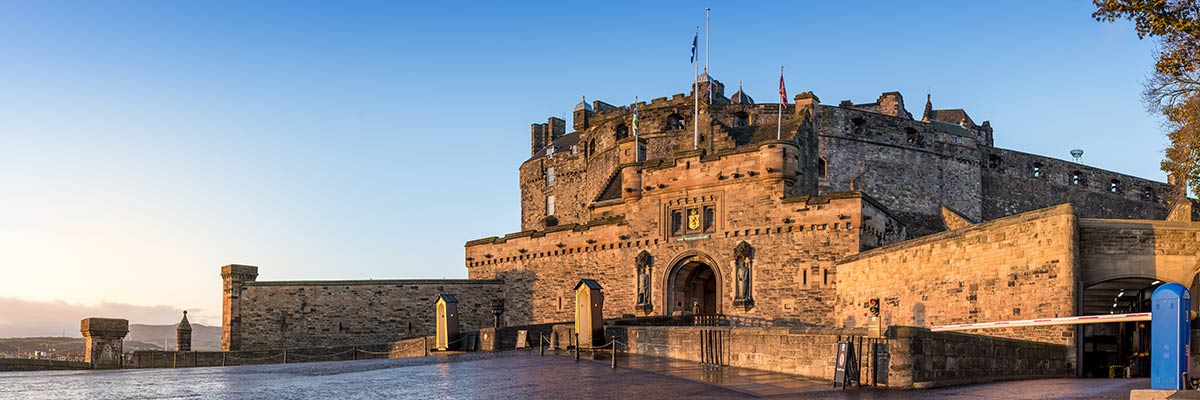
887,327,1073,388
130,335,433,368
982,148,1172,221
834,205,1080,366
235,279,504,351
606,325,862,380
0,358,91,372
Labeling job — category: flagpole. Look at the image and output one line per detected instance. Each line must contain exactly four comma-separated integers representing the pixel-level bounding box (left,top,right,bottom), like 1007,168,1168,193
634,95,640,161
693,25,699,150
778,66,783,140
705,8,710,105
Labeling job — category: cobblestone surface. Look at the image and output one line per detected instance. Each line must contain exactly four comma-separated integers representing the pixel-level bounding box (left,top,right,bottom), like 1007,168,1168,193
0,351,1150,400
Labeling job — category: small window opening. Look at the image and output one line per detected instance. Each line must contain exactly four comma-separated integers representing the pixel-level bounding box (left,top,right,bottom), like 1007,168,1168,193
1032,163,1043,178
818,157,827,180
1143,187,1155,201
545,167,555,186
733,112,750,127
987,155,1001,170
1071,171,1083,186
666,114,686,131
1110,179,1121,193
614,124,629,140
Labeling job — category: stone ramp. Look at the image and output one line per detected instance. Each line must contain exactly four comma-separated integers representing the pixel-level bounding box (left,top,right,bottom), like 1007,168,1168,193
572,350,851,397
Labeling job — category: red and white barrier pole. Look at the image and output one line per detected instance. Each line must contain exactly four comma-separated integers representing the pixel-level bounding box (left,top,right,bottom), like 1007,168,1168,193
930,312,1151,332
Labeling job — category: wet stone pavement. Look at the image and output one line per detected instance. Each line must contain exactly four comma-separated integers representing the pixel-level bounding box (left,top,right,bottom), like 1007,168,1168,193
0,350,1151,399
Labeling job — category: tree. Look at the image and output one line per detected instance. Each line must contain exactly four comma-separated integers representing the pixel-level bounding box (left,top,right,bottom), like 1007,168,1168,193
1094,0,1200,195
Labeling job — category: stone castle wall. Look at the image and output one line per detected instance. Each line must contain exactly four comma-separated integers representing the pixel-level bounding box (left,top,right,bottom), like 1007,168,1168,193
231,279,504,350
1078,219,1200,287
981,147,1172,221
833,204,1080,365
470,143,907,326
816,105,984,236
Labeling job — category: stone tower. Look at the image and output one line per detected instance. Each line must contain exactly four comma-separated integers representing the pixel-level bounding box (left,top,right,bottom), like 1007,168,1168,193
221,264,258,351
176,310,192,352
80,317,128,369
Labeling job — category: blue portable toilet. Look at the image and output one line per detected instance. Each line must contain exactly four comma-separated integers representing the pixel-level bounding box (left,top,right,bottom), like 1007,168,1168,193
1151,282,1191,390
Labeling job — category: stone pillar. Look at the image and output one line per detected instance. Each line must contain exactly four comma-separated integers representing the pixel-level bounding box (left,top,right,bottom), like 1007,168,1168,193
80,318,128,369
176,310,192,352
221,264,258,351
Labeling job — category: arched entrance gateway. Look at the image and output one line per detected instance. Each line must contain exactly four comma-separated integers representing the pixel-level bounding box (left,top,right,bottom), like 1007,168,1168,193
665,253,721,315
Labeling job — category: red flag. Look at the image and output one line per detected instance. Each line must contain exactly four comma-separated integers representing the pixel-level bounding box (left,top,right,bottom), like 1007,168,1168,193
779,71,788,106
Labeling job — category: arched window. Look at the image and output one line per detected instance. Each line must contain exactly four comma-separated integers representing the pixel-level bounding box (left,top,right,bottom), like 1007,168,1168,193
614,124,629,140
1071,171,1083,186
1032,163,1043,178
733,112,750,128
818,157,828,180
666,114,686,131
1110,179,1121,193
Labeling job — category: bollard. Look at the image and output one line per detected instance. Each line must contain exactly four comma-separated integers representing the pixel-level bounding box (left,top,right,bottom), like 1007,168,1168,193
352,346,357,361
611,342,616,369
539,334,545,356
283,349,287,364
424,337,429,357
574,333,580,362
221,352,226,367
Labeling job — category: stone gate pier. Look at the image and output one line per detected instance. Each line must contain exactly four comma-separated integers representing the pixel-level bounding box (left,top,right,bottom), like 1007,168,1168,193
81,318,128,369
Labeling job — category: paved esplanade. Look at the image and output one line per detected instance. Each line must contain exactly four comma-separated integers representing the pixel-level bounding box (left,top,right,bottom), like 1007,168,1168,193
0,351,1149,399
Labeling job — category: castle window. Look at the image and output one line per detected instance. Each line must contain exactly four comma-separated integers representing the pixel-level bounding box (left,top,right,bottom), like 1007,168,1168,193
588,139,596,158
703,206,715,232
1110,179,1121,193
666,114,686,131
904,127,920,145
733,112,750,128
670,210,683,235
818,157,827,180
545,167,555,186
851,117,865,134
1071,171,1083,186
546,195,555,215
614,124,629,140
1143,187,1155,201
1032,163,1043,178
987,155,1001,170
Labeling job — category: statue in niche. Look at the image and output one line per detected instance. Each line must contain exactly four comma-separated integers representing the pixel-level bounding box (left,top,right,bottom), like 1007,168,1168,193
733,241,755,310
635,251,653,314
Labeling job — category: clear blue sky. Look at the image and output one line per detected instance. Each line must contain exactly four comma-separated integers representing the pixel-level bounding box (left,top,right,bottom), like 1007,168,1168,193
0,1,1165,334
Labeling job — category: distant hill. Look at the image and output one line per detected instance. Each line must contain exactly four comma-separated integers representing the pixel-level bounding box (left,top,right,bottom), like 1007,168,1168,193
126,323,222,351
0,323,222,357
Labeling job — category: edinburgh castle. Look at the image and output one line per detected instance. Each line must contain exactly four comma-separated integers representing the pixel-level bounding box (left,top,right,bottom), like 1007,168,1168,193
221,75,1200,378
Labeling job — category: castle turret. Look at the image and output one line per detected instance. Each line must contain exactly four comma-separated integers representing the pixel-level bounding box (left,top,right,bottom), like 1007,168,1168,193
922,93,934,122
573,96,593,131
221,264,258,351
176,310,192,352
793,92,821,196
618,137,644,202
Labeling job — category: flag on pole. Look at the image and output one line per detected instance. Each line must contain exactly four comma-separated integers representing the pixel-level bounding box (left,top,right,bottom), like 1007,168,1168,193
632,102,639,134
690,33,698,63
779,69,788,106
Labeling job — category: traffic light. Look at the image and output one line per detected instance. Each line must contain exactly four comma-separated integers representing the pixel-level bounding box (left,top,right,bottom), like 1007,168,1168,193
868,298,880,316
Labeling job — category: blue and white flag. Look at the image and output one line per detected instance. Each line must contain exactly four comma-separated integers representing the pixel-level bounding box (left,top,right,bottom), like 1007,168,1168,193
690,33,698,63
